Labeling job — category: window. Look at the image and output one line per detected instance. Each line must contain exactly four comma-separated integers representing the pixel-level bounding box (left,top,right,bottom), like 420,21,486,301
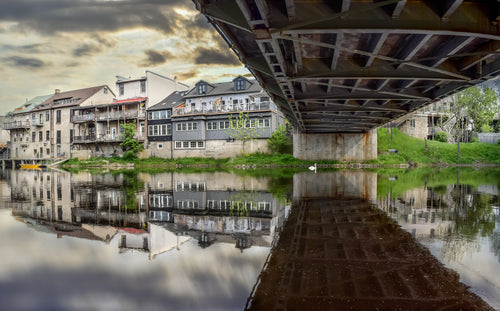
409,119,416,128
32,132,36,142
19,133,23,142
119,84,124,96
39,131,43,141
235,79,245,91
166,110,172,119
140,80,146,93
176,122,198,131
166,124,172,135
148,112,153,120
219,121,229,129
70,129,73,143
160,110,166,119
45,111,50,121
158,144,163,149
104,87,108,94
56,110,61,124
46,131,50,141
56,131,61,144
207,121,218,130
198,83,207,94
46,148,50,155
174,141,205,149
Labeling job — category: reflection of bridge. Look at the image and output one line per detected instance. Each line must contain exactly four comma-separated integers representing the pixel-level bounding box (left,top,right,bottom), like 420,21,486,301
197,1,500,160
245,172,494,310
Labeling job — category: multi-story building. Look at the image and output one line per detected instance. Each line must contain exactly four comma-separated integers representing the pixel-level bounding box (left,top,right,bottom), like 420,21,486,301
115,70,189,109
2,94,53,160
30,86,115,161
169,76,285,158
146,91,185,158
71,72,189,158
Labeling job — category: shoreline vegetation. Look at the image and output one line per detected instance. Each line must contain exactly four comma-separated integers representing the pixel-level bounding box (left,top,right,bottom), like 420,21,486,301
59,127,500,171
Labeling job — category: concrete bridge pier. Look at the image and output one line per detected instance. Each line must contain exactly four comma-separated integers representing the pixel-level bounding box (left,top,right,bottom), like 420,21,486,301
293,129,377,161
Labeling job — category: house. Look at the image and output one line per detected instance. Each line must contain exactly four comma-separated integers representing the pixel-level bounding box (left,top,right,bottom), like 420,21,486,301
146,91,185,158
169,76,285,158
71,96,147,158
26,86,116,161
115,70,189,109
72,72,189,159
2,94,54,160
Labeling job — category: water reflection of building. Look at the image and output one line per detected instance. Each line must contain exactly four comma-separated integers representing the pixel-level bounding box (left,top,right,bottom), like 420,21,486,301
378,187,456,239
7,170,288,259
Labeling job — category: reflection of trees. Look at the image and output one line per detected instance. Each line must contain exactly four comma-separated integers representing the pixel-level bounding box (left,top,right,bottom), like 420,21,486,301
451,186,495,238
119,170,145,212
490,230,500,262
440,185,496,261
442,235,481,262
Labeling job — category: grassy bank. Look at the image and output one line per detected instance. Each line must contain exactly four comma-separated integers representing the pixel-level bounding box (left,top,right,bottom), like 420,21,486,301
376,127,500,165
60,128,500,170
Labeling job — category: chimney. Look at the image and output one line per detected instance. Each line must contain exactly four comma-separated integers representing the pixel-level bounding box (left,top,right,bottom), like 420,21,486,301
55,89,60,94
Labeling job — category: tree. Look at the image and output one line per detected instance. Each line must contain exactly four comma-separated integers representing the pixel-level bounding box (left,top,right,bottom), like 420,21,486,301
226,112,262,156
267,124,291,154
120,120,144,159
456,86,497,134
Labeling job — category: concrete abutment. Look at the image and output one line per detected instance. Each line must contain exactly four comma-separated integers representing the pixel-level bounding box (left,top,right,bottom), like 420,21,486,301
293,129,377,161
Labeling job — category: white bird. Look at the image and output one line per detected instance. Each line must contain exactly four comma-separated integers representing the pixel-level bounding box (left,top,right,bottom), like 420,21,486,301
308,163,317,172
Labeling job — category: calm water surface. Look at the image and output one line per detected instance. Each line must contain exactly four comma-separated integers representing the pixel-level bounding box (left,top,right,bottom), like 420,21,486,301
0,168,499,310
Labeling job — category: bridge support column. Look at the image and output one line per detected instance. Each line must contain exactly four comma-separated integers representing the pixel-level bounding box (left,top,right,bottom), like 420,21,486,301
293,129,377,161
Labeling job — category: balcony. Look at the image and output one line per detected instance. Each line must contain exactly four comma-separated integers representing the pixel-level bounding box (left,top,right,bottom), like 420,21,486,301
95,110,146,121
3,121,31,130
72,113,95,123
31,119,44,127
96,134,146,142
73,135,96,143
173,102,274,117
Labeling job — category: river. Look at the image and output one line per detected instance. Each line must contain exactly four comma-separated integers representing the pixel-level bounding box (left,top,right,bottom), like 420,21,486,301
0,167,498,310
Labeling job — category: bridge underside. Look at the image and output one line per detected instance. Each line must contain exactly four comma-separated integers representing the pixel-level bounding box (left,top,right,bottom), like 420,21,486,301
196,0,500,134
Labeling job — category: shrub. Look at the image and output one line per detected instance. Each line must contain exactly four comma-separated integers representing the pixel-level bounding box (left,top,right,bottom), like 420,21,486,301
435,131,448,143
268,124,291,154
471,137,479,143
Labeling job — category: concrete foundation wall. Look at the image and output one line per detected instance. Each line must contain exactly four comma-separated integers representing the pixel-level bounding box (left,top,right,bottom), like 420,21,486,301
293,129,377,161
173,139,269,159
72,150,92,160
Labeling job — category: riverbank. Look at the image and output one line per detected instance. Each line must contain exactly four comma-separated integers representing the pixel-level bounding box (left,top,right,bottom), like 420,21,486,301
59,128,500,170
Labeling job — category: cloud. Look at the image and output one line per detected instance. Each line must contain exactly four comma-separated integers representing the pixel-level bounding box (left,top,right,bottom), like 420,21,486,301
176,69,201,81
194,48,240,66
0,0,193,35
3,56,46,69
140,49,173,67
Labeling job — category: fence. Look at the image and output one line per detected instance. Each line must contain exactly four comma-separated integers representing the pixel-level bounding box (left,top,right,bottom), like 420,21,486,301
477,133,500,144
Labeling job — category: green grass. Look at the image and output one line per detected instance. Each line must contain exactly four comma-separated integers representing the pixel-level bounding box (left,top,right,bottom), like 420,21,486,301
377,166,500,199
377,127,500,165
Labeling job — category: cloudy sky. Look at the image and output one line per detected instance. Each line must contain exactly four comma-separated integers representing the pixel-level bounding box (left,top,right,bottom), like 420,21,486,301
0,0,250,115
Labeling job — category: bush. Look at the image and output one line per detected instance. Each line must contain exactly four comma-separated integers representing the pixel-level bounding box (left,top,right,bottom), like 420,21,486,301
471,137,479,143
122,150,138,161
268,124,291,154
435,131,448,143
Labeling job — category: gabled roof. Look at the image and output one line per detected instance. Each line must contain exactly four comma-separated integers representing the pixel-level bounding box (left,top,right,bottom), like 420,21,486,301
34,85,112,111
149,91,185,110
184,77,261,98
